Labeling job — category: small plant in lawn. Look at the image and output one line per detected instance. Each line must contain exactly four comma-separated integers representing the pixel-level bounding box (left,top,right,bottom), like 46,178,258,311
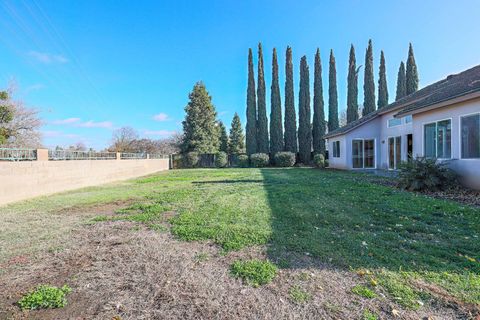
183,152,199,168
18,285,72,310
397,157,457,191
274,152,296,167
313,153,325,168
230,259,278,287
289,285,311,303
237,154,249,167
362,309,379,320
351,285,377,299
193,252,209,263
250,153,269,168
215,151,228,168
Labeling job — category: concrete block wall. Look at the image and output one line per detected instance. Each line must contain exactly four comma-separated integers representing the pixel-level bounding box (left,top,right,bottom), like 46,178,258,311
0,149,169,206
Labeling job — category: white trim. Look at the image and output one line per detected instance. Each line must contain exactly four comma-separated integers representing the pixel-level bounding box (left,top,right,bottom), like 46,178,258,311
459,112,480,160
351,138,377,170
421,117,453,160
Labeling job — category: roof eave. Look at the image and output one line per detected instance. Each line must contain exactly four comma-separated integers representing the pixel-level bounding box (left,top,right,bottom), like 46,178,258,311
395,90,480,117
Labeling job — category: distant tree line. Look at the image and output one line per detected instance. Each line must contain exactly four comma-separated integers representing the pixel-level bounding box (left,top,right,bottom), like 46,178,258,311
244,40,419,163
178,40,419,161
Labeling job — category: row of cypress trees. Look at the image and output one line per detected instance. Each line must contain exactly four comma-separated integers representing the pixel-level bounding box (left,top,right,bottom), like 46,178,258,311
245,41,419,162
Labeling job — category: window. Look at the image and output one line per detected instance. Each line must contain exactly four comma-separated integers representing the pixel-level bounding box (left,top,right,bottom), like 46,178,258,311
388,136,402,169
461,113,480,159
352,139,375,169
388,118,402,127
332,141,340,158
424,119,451,159
405,115,412,124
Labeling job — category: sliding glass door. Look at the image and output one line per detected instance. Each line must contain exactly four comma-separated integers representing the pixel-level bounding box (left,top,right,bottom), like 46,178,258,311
352,139,375,169
388,136,402,170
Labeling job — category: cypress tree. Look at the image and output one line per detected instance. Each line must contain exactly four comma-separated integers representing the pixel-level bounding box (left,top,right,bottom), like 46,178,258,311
328,50,339,132
395,61,407,100
377,50,388,109
284,46,297,153
246,48,257,155
406,43,419,95
363,39,376,116
269,48,283,155
347,45,359,123
298,56,312,164
219,121,229,153
312,48,325,155
181,82,220,153
229,112,245,154
256,43,269,153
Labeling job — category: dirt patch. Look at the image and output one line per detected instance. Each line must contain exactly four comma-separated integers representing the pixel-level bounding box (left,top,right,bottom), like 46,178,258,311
0,220,468,320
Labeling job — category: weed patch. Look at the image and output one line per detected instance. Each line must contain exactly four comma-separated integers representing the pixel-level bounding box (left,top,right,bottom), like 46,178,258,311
289,285,311,303
230,259,277,287
351,285,377,299
18,285,72,310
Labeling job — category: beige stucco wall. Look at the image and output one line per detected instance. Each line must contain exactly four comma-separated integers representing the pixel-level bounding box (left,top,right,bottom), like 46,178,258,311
412,97,480,190
0,159,169,206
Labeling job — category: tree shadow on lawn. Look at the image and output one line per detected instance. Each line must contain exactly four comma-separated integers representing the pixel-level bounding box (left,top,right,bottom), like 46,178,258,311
260,168,480,274
192,180,264,184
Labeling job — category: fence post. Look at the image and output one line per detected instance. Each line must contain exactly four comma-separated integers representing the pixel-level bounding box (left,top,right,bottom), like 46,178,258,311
116,152,121,160
36,149,49,161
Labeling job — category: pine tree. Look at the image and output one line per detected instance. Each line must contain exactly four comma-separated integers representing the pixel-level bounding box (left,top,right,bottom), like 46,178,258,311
298,56,312,164
219,121,229,153
312,48,325,155
246,48,257,155
347,45,359,123
256,43,269,153
270,48,283,155
328,49,339,131
363,39,376,116
377,50,388,109
181,82,220,153
406,43,419,95
284,46,297,153
395,61,407,100
229,112,245,154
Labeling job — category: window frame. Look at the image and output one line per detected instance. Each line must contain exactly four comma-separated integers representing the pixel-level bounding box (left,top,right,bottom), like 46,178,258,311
332,140,341,158
460,112,480,160
422,118,452,160
351,138,376,169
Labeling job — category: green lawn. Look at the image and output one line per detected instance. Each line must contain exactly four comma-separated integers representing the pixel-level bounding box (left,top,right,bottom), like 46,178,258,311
2,168,479,309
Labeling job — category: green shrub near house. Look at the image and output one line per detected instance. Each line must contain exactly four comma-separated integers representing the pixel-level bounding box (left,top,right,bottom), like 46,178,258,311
313,154,325,168
274,152,296,167
250,153,269,167
215,151,228,168
398,157,457,191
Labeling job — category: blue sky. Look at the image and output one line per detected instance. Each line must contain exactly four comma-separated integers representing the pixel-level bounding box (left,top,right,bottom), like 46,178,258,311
1,0,480,149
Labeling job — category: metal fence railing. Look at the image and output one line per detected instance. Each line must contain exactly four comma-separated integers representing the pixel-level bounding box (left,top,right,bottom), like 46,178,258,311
0,148,37,161
48,150,117,161
120,152,147,160
149,153,169,159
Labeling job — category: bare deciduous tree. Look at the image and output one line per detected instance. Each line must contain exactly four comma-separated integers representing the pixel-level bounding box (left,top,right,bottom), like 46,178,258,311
109,126,139,152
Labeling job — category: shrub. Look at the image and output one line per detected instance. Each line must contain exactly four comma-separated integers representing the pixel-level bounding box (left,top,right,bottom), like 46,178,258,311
215,152,228,168
250,153,269,168
313,153,325,168
230,259,278,287
274,152,296,167
397,157,457,191
183,152,199,168
237,154,249,168
18,285,72,310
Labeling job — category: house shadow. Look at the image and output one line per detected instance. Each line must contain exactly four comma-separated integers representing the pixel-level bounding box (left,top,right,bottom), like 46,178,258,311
259,168,480,274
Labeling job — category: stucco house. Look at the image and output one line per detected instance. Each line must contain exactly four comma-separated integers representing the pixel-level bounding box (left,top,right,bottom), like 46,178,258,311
324,64,480,190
